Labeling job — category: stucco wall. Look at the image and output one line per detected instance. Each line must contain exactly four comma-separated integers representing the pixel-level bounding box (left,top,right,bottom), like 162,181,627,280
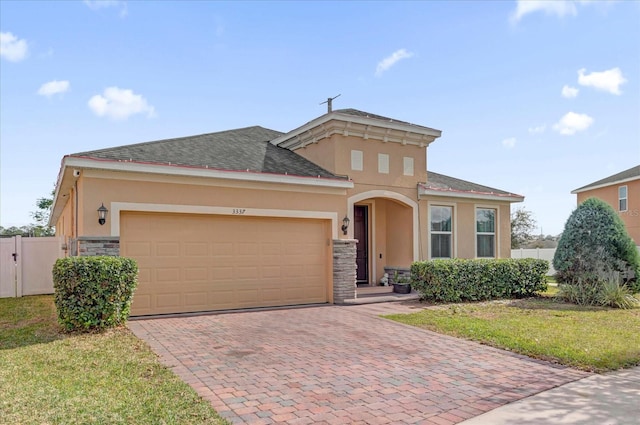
576,179,640,245
296,134,427,188
74,170,348,237
420,196,512,260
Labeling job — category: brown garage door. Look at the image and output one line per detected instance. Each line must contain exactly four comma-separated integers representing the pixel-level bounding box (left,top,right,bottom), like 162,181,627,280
121,212,330,316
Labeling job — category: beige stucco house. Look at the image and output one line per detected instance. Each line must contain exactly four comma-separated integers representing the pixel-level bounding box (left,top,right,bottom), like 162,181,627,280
50,108,523,316
572,165,640,246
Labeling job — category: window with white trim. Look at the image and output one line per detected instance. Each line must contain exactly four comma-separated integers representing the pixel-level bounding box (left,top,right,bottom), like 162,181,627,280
351,150,363,171
403,157,414,176
476,208,496,258
378,153,389,174
430,206,452,258
619,186,628,212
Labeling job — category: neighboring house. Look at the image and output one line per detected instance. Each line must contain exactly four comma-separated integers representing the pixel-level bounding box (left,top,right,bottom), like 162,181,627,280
50,108,523,315
571,165,640,247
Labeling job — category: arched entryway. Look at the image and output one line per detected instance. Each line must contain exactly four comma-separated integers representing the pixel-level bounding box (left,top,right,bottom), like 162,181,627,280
347,191,418,286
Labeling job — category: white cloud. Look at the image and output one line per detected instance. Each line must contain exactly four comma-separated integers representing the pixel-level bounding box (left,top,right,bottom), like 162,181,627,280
37,80,70,97
528,124,546,134
577,67,627,95
0,32,28,62
502,137,517,149
88,87,156,120
553,112,593,135
375,48,414,77
510,0,578,23
561,85,579,98
84,0,128,17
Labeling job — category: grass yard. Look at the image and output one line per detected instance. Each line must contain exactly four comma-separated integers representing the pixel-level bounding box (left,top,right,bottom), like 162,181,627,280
385,295,640,373
0,295,229,424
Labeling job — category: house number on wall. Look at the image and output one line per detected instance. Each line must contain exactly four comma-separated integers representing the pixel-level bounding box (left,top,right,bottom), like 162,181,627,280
232,209,246,215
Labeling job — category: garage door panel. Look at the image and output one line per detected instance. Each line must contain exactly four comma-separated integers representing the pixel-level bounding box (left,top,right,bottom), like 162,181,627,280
185,267,207,281
185,243,208,256
156,242,180,257
122,212,330,316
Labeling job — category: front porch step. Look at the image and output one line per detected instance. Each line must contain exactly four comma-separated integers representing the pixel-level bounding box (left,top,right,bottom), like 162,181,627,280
342,289,420,305
356,285,393,295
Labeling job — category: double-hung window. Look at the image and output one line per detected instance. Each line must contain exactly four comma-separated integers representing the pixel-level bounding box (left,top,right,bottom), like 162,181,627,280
619,186,628,212
476,208,496,258
430,206,452,258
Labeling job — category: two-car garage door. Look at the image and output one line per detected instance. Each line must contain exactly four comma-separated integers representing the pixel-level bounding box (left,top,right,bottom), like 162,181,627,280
120,212,330,316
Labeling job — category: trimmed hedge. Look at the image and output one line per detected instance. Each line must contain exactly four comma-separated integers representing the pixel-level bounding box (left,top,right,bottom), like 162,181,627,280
411,258,548,303
53,256,138,331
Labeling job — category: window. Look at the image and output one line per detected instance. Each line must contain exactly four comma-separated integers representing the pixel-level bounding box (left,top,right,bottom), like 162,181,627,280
403,157,414,176
351,150,363,171
619,186,628,212
430,206,452,258
476,208,496,258
378,153,389,174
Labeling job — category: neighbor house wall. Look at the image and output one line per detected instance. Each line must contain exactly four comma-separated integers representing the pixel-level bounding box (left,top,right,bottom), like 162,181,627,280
576,179,640,246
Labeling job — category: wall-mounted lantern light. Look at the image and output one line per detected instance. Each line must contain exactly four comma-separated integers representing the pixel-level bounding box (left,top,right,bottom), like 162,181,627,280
341,216,350,235
97,203,108,226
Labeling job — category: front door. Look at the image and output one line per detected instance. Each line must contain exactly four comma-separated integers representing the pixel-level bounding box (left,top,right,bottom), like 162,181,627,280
354,205,369,283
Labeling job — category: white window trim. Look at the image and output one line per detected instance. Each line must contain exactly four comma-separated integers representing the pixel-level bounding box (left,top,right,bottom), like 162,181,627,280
619,185,628,212
351,150,363,171
475,205,498,258
427,202,458,260
378,153,389,174
427,202,457,259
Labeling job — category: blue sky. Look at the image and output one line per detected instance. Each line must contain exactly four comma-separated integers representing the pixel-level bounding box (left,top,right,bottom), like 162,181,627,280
1,0,639,235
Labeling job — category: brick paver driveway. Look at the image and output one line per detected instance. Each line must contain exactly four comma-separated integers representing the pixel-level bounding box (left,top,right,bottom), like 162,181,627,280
128,304,587,424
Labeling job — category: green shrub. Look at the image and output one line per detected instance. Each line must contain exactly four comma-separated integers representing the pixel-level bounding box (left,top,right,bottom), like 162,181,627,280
411,258,548,303
598,278,639,309
553,197,640,292
53,256,138,332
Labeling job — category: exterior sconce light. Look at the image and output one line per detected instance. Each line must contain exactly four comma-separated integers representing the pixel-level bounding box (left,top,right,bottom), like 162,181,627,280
97,203,108,226
341,216,350,235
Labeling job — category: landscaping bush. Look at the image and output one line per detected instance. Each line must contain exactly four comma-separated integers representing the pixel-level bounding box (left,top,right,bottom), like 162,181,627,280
553,197,640,292
53,256,138,331
411,258,548,303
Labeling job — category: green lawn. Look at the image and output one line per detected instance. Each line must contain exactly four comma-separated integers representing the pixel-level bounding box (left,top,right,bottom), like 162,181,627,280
0,295,229,424
385,295,640,372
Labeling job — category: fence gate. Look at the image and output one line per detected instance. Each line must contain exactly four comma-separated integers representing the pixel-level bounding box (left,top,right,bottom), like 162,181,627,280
0,236,64,298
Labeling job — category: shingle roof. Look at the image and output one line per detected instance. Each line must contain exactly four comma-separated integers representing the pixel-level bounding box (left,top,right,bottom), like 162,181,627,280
71,126,343,179
333,108,440,133
572,165,640,193
424,171,522,198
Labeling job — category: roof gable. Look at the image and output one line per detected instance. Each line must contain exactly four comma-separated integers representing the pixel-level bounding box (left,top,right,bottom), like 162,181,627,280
572,165,640,193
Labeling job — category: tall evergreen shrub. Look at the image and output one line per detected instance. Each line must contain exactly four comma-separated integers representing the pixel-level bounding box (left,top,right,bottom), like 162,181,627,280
553,197,639,293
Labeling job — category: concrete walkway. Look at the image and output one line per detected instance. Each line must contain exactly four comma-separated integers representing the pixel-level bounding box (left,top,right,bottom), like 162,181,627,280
459,366,640,425
129,301,588,424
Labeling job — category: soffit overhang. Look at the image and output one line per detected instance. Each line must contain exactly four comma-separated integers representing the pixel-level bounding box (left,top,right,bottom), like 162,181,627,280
271,111,442,150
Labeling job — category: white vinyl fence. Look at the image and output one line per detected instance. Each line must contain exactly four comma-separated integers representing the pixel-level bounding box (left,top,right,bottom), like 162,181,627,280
511,248,557,276
0,236,65,298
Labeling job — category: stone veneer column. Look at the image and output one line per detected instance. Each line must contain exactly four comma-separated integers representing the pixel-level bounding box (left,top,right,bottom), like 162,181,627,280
333,239,357,303
77,236,120,256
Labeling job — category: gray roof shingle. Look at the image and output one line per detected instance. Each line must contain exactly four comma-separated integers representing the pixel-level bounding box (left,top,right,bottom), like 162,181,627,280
573,165,640,192
425,171,521,197
333,108,440,133
71,126,343,179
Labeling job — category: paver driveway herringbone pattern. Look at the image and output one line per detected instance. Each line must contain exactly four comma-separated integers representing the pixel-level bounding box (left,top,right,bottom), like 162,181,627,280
128,304,588,424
